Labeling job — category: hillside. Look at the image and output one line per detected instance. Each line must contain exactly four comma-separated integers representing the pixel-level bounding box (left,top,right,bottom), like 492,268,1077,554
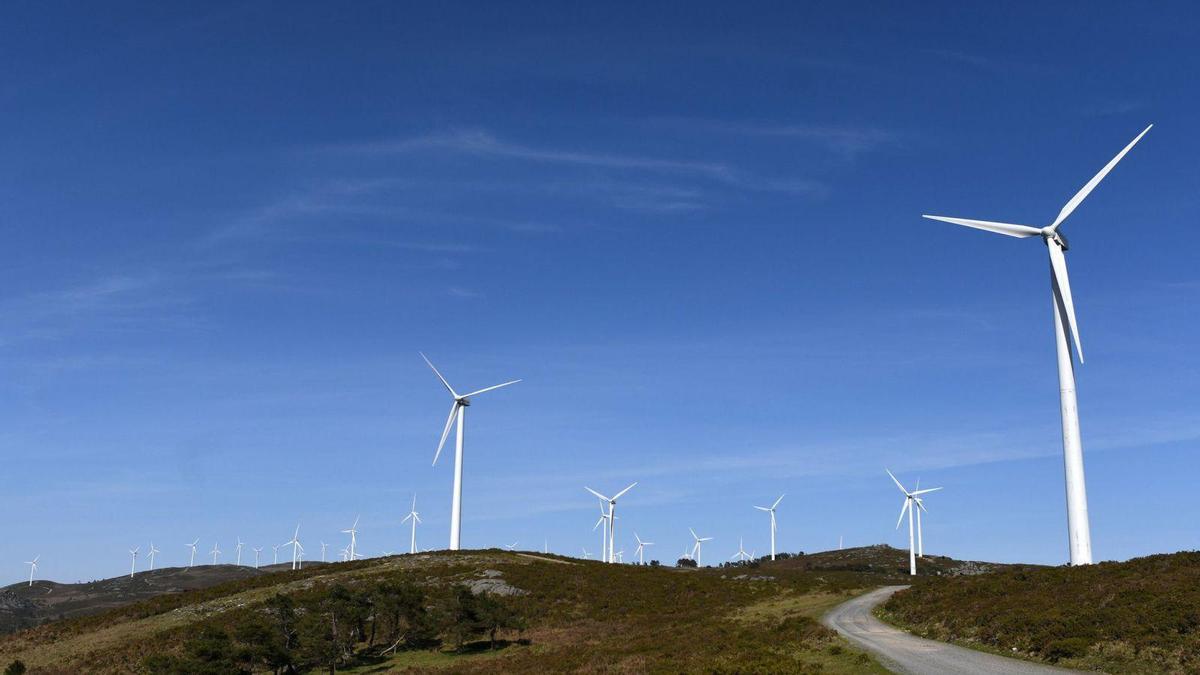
0,563,327,635
879,550,1200,673
0,548,933,673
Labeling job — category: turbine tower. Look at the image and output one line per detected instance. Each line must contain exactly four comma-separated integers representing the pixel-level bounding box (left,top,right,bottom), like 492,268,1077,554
401,494,421,554
25,556,39,587
584,482,637,563
186,538,199,568
730,537,751,563
923,124,1151,565
689,528,713,566
422,352,521,551
634,533,654,565
320,541,328,562
210,542,221,565
148,543,160,571
592,501,609,562
235,538,244,567
253,547,263,569
129,547,139,579
272,544,280,565
285,525,303,570
887,469,942,575
753,494,785,560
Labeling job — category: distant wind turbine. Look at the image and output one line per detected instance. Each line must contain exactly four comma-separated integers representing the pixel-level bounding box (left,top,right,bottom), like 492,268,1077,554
25,556,39,587
285,525,303,570
581,547,592,559
401,495,421,554
634,533,654,565
272,544,280,565
504,542,518,551
148,543,160,571
730,537,751,563
753,493,785,560
422,352,521,550
186,538,199,568
210,542,221,565
129,547,139,579
585,482,637,563
923,124,1151,565
592,501,609,562
342,516,360,560
253,547,262,569
887,469,942,575
235,538,244,567
320,541,328,562
614,550,624,564
689,528,713,566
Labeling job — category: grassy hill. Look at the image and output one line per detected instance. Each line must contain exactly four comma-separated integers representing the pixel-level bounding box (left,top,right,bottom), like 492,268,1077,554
0,548,931,673
879,550,1200,673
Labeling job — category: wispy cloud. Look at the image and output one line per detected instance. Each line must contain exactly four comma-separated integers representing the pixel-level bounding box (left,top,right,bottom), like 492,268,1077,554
1081,100,1147,117
331,129,824,196
655,118,899,158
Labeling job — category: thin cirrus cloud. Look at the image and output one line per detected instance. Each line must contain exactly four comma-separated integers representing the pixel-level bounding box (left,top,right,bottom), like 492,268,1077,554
329,129,828,197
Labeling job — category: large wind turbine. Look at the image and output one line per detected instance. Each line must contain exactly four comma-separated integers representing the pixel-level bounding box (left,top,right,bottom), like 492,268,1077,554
422,352,521,550
402,495,421,554
285,525,303,570
923,124,1151,565
592,501,609,561
585,482,637,563
634,533,654,565
148,543,160,571
887,469,942,575
689,528,713,566
25,556,39,587
342,516,360,560
186,538,199,568
753,493,785,560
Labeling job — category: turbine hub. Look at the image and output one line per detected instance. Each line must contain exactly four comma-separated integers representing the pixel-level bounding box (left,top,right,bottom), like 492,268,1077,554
1043,228,1069,251
457,397,471,406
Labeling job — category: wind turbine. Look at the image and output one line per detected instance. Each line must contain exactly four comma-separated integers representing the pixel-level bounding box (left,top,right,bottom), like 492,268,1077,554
581,547,592,559
129,547,139,578
272,544,280,565
235,538,244,567
342,516,360,560
210,542,221,565
689,528,713,566
912,479,938,558
887,469,942,575
285,525,303,570
614,550,624,563
422,352,521,550
320,541,328,562
923,124,1151,565
585,482,637,563
25,556,39,587
253,547,263,569
148,543,160,571
753,493,785,560
401,495,421,554
730,537,751,563
504,542,518,551
592,502,609,562
186,538,199,568
634,533,654,565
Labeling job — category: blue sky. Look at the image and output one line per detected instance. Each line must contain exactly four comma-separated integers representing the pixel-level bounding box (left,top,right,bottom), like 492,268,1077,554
3,2,1199,582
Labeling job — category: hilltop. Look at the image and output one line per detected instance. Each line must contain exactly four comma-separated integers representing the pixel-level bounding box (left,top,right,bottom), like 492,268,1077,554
0,546,955,673
880,550,1200,673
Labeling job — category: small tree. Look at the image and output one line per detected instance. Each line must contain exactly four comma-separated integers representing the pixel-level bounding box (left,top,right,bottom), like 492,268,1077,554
5,660,27,675
677,558,697,568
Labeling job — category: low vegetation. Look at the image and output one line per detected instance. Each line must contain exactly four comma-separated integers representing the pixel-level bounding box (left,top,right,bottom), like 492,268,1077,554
0,549,906,673
880,550,1200,673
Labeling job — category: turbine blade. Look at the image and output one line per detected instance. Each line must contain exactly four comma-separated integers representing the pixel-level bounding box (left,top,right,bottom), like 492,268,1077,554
753,505,770,511
922,215,1041,238
584,487,610,501
689,527,698,540
1048,242,1084,362
462,379,522,398
916,498,929,513
886,468,908,495
896,499,910,529
911,487,943,495
1050,124,1153,231
420,352,459,398
433,402,460,465
771,493,785,509
593,516,606,530
612,482,637,501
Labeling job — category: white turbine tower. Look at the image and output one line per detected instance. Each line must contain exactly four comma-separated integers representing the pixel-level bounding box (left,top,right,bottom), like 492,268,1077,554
923,124,1151,565
186,538,199,568
402,495,421,554
320,541,328,562
235,538,244,567
422,352,521,551
753,493,785,561
592,501,609,561
129,547,139,579
253,547,263,569
689,528,713,566
581,547,592,559
342,516,360,560
887,469,942,576
25,556,39,587
614,550,624,563
730,537,751,563
148,543,160,571
272,544,280,565
210,542,221,565
285,525,304,570
634,533,654,565
584,482,637,563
